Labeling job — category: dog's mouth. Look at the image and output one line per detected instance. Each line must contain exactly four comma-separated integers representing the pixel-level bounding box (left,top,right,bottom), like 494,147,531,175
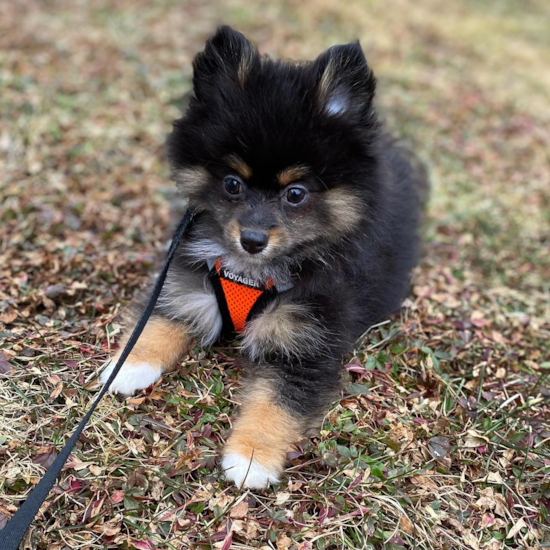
231,242,279,268
216,236,294,284
180,229,294,285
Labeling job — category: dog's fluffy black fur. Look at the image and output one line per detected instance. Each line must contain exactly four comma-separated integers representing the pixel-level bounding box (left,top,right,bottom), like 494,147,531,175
167,27,424,407
102,26,427,489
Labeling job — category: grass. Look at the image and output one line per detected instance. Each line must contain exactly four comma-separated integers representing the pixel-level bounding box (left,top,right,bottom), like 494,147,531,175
0,0,549,549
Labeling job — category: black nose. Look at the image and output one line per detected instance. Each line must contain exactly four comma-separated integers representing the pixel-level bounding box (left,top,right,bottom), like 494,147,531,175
240,230,269,255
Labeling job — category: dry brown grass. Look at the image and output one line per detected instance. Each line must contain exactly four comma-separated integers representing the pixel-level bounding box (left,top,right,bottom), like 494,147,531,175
1,1,549,549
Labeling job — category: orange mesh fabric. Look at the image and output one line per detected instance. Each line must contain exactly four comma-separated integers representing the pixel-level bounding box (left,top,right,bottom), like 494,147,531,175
212,259,276,334
219,277,264,333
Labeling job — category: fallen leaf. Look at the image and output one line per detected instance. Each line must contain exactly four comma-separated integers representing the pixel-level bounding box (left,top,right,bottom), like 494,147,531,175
463,430,488,448
70,281,88,290
276,534,292,550
0,309,17,324
245,520,261,540
151,480,164,500
89,465,103,476
506,518,527,539
93,521,121,536
411,475,439,492
127,470,148,489
111,490,125,504
493,494,508,518
0,353,12,375
42,296,56,311
470,311,489,327
476,487,496,510
88,496,105,519
44,284,66,299
127,396,147,406
490,331,507,345
447,517,465,534
229,500,249,519
428,436,451,459
463,530,480,549
65,456,94,471
400,515,414,535
174,448,202,470
33,450,57,470
21,346,38,357
49,380,63,400
275,492,291,506
218,533,233,550
486,471,504,484
230,519,245,534
131,539,156,550
209,493,231,510
481,513,495,528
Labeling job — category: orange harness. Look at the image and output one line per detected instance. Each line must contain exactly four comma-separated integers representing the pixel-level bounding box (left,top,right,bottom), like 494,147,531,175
208,259,281,335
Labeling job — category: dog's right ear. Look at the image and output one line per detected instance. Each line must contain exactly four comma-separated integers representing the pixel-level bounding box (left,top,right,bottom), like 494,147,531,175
193,26,259,99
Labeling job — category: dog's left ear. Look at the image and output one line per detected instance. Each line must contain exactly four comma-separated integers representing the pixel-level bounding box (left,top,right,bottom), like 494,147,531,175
193,26,259,99
314,41,376,117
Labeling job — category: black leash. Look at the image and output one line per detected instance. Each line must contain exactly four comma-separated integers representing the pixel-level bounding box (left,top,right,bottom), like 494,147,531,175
0,208,194,549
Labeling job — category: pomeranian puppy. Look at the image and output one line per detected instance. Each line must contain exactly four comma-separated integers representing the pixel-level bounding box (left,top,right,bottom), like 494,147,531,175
100,26,426,489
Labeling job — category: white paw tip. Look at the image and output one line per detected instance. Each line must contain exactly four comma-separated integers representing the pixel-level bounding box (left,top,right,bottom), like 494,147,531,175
99,360,162,396
222,452,280,489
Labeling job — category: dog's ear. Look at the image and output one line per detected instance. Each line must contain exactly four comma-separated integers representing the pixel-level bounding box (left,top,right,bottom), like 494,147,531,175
193,26,259,98
314,42,376,117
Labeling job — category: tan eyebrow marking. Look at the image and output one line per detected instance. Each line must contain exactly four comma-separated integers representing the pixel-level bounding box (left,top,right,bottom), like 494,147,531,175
277,165,310,186
225,154,252,179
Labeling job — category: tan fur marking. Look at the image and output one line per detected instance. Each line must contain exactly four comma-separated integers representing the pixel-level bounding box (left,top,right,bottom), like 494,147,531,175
224,218,241,249
117,318,191,372
265,226,287,254
227,218,241,239
224,380,302,472
173,166,209,195
225,154,252,179
277,165,310,186
324,187,363,234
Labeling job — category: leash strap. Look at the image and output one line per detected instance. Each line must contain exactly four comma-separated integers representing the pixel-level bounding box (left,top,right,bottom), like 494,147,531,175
0,208,194,549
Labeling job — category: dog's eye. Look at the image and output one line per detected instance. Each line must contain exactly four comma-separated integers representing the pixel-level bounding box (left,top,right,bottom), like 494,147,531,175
222,176,244,198
284,186,308,205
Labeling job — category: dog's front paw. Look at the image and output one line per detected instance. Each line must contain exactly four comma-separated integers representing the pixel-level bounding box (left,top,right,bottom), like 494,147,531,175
221,383,301,490
100,359,163,396
222,451,281,489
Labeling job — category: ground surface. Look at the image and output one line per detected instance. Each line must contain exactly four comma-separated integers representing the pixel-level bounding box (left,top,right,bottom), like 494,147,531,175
1,1,549,549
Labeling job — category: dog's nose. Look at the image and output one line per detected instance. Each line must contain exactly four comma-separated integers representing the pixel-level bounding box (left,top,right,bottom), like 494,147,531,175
240,230,269,255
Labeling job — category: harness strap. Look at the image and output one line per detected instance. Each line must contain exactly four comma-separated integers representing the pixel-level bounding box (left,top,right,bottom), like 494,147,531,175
0,209,195,549
208,259,277,335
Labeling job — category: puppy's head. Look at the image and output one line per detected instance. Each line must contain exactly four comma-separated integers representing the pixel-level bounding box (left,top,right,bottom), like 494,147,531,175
168,26,381,273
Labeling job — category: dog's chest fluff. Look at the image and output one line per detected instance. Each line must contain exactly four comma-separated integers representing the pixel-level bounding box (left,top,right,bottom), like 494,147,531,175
207,258,292,335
